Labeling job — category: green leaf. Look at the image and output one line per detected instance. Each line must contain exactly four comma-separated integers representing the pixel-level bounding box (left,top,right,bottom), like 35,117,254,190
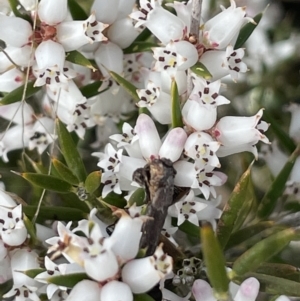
234,12,263,49
128,188,145,207
263,110,296,154
254,263,300,282
123,42,158,54
232,228,297,276
245,273,300,295
23,205,87,221
109,71,139,102
52,158,80,185
56,119,87,182
225,221,276,250
21,172,74,193
134,294,155,301
190,62,212,80
103,192,127,208
0,82,41,105
171,80,183,128
23,214,39,243
47,273,89,288
66,51,97,71
85,171,102,194
0,279,13,299
217,163,253,250
67,0,88,20
80,81,103,98
201,223,229,299
8,0,32,22
23,268,46,279
257,146,299,219
134,28,152,42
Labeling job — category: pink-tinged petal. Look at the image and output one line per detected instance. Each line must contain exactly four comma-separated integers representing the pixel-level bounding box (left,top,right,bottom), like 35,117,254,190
0,15,32,47
159,128,187,162
0,68,24,92
192,279,215,301
38,0,67,25
65,280,101,301
100,281,133,301
234,277,260,301
135,114,161,160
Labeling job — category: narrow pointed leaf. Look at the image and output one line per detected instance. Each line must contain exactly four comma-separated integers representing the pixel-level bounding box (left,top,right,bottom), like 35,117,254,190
257,147,299,219
8,0,32,22
245,273,300,295
0,279,13,299
66,51,97,71
190,62,212,80
217,163,253,250
234,12,263,49
225,221,275,250
134,28,152,42
47,273,89,288
67,0,88,20
21,172,74,193
128,188,145,207
80,81,102,98
103,192,127,208
23,153,48,174
23,214,38,243
85,171,101,194
171,80,183,128
232,228,297,276
23,205,87,221
201,223,229,298
56,119,87,182
52,158,80,185
0,82,41,105
109,71,139,102
123,42,158,54
22,268,46,279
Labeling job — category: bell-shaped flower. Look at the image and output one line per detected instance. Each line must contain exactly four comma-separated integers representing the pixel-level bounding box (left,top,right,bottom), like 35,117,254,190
189,76,230,107
182,99,217,131
213,108,270,147
136,81,172,124
168,190,207,226
130,0,185,45
100,281,133,301
0,15,33,47
65,280,101,301
109,210,144,263
81,224,119,282
56,14,108,52
200,46,247,82
92,0,120,24
202,0,253,49
38,0,68,25
0,204,27,246
0,184,17,207
122,244,173,294
152,41,198,76
217,143,259,159
33,40,77,92
184,132,221,167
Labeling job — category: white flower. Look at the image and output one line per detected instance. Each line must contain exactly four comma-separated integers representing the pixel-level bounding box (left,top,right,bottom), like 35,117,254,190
65,280,101,301
285,102,300,143
213,108,270,147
